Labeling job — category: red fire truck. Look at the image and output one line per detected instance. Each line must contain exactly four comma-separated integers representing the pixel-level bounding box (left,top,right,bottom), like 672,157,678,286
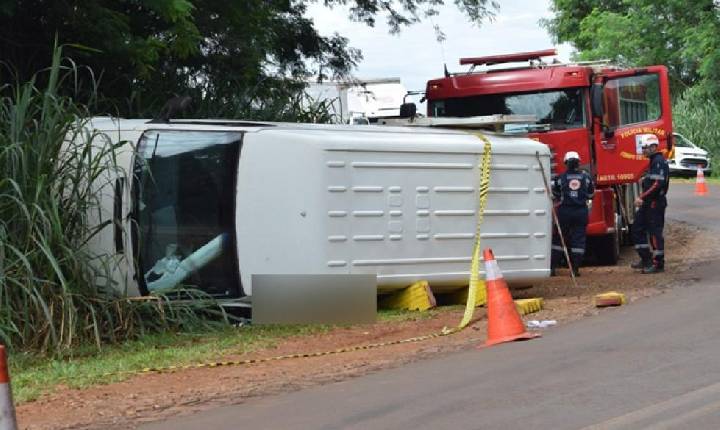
423,49,673,264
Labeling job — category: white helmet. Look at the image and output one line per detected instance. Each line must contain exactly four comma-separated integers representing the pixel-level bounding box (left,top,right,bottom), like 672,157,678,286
564,151,580,163
638,134,659,148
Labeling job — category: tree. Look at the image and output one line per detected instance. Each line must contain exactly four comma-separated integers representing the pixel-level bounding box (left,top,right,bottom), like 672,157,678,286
543,0,720,95
0,0,497,118
545,1,720,174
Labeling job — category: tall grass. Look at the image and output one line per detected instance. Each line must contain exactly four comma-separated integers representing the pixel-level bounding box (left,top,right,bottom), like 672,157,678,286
673,89,720,175
0,47,231,355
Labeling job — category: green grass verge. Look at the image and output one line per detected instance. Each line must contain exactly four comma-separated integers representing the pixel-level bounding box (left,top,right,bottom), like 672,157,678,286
376,306,463,322
13,307,463,404
11,324,329,404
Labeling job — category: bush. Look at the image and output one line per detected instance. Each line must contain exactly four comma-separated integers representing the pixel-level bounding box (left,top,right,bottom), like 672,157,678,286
0,47,232,355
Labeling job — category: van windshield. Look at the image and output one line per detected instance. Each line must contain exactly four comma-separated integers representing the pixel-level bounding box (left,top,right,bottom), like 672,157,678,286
133,131,242,298
428,88,586,132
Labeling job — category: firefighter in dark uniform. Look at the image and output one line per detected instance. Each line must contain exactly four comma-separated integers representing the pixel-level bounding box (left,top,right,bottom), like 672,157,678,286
551,151,595,277
632,134,670,273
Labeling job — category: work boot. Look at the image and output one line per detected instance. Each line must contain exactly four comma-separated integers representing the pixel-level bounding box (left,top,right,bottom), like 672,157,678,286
570,256,582,278
641,265,664,274
550,267,557,277
635,248,652,271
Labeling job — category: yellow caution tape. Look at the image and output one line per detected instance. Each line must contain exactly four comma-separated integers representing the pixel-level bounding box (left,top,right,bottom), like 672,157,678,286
102,133,493,378
457,133,492,330
446,286,486,307
103,331,456,377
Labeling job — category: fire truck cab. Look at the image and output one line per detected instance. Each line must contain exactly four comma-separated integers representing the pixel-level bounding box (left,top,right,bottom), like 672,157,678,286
424,49,673,264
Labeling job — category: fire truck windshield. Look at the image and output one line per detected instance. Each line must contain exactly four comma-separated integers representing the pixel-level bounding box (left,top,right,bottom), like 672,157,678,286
429,88,585,132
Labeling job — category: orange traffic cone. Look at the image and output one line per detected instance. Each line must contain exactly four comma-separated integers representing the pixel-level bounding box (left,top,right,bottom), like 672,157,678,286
695,168,709,196
482,249,541,347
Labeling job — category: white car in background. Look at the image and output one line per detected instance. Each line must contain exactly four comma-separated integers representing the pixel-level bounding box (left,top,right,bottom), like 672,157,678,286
669,133,712,177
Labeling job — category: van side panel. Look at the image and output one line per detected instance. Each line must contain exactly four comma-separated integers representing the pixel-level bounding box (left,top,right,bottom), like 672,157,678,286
237,129,551,295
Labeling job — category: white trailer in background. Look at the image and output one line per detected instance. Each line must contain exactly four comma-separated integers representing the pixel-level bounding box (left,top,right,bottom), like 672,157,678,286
83,118,552,304
305,78,410,124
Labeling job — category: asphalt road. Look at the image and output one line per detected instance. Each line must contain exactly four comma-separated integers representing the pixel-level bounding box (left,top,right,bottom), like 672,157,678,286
666,182,720,227
143,182,720,430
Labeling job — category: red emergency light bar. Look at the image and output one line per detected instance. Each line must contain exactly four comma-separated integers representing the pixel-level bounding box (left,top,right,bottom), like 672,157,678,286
459,48,558,66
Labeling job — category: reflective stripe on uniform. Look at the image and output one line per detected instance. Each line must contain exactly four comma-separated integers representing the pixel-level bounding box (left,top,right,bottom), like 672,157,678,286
653,250,664,256
552,245,564,252
635,244,650,249
571,247,585,254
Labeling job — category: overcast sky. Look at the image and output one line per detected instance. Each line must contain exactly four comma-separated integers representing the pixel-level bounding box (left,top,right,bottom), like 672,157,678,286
307,0,573,93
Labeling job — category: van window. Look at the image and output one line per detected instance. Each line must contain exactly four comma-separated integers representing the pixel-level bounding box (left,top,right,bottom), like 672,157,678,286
133,131,242,298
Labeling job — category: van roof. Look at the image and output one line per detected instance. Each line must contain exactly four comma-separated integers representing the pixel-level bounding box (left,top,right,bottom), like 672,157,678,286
84,116,549,158
87,116,493,136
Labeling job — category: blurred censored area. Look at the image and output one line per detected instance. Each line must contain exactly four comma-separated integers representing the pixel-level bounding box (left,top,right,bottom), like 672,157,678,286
252,275,376,324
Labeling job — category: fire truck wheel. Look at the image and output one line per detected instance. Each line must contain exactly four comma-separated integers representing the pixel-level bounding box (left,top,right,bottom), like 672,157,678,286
619,212,632,246
595,231,620,265
590,214,621,266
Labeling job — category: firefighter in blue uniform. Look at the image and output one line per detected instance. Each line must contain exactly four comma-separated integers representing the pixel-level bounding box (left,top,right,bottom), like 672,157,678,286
632,134,670,274
551,151,595,277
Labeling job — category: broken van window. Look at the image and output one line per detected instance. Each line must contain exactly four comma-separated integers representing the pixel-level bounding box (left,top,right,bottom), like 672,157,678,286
133,131,242,298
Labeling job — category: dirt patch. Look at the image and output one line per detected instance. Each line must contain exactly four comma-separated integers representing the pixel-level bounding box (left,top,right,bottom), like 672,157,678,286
515,220,717,324
17,221,716,430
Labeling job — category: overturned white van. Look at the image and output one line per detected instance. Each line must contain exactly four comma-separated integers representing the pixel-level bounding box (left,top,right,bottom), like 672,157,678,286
84,118,552,303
